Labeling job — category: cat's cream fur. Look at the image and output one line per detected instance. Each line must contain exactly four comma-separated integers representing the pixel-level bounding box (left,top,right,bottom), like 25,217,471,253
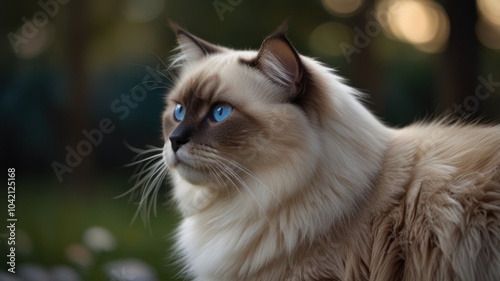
160,25,500,280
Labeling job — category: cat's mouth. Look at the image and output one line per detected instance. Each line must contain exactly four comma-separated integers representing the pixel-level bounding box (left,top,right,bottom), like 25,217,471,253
168,144,211,170
166,146,212,180
172,151,198,170
173,156,214,185
174,158,203,173
165,143,242,186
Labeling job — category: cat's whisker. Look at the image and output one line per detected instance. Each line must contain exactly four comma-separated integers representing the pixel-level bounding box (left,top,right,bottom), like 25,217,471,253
145,86,171,91
129,158,162,181
141,82,170,87
125,77,171,88
219,156,283,206
143,82,173,92
146,47,177,76
125,153,163,168
197,148,266,198
129,160,164,181
128,80,173,95
213,159,270,224
144,166,168,220
127,62,175,83
133,161,167,225
126,161,162,202
205,150,283,207
145,144,164,150
145,65,175,83
118,165,151,198
122,157,163,194
136,161,164,202
207,163,230,197
124,142,163,156
125,66,172,85
212,159,244,199
120,144,168,226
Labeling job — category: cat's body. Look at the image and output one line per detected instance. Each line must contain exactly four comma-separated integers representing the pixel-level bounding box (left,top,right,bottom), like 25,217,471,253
157,25,500,280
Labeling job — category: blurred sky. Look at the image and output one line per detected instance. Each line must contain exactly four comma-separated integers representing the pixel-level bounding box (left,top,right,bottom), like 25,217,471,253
1,0,500,188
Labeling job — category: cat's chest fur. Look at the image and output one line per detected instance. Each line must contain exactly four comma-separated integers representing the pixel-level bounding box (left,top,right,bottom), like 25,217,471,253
175,126,500,281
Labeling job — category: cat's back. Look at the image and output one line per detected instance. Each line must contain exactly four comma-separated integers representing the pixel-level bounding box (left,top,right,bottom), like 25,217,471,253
397,123,500,194
372,123,500,281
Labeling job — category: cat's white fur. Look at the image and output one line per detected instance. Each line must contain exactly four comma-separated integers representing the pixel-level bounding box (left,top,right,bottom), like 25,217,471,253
159,27,500,280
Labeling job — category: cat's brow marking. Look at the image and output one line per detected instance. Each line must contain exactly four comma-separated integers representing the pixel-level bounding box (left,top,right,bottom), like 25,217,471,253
179,73,224,105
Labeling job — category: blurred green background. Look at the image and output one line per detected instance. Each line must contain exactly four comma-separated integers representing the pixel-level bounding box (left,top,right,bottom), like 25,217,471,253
1,0,500,280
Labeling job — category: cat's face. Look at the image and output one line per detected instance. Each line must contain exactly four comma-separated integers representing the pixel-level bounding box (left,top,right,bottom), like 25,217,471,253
163,25,320,195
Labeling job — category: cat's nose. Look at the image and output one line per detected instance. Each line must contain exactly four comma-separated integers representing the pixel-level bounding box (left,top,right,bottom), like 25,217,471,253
170,135,189,152
169,122,192,152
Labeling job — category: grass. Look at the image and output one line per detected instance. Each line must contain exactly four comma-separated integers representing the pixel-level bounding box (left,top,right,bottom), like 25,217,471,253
1,177,184,280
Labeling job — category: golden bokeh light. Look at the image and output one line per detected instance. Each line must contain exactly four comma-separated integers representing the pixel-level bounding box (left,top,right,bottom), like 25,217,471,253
376,0,449,53
395,1,436,44
321,0,364,17
309,22,353,57
477,0,500,27
476,19,500,50
476,0,500,50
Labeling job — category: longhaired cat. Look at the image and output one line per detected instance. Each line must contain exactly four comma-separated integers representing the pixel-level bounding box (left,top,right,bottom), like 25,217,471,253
134,24,500,280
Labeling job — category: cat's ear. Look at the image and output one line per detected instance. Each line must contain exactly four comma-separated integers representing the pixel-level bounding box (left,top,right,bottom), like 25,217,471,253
253,25,304,94
170,22,226,66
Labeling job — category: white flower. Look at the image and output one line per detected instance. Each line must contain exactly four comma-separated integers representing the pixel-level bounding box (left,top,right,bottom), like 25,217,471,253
104,258,158,281
82,226,116,252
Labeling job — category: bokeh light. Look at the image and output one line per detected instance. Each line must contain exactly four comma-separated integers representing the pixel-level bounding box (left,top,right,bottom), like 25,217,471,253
321,0,364,17
376,0,449,53
309,21,354,57
82,226,116,252
476,0,500,50
65,244,93,267
395,1,435,44
476,18,500,50
477,0,500,27
15,22,55,59
121,0,165,22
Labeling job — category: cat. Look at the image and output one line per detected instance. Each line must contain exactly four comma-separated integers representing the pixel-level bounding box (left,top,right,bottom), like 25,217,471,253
137,23,500,281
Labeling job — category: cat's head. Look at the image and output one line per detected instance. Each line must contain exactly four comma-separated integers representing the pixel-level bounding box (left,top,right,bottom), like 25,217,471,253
163,24,325,207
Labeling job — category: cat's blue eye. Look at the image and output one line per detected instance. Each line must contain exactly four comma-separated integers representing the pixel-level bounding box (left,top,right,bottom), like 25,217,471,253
173,103,185,122
212,104,233,122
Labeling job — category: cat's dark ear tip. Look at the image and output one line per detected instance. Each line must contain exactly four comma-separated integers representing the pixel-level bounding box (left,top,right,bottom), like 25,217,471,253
167,19,187,37
269,19,290,38
167,19,179,31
